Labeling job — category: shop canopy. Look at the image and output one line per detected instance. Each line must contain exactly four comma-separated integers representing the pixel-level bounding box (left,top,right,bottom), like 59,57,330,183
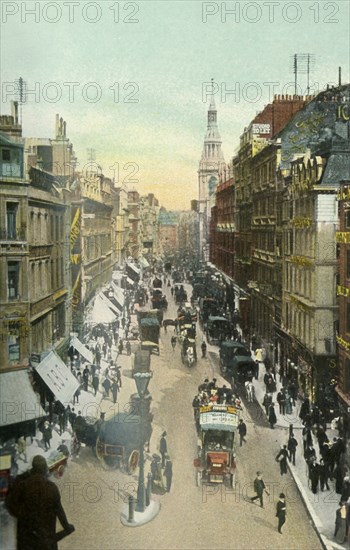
111,282,125,309
35,351,79,405
99,291,121,314
126,277,136,287
139,257,150,268
70,335,94,363
87,295,118,325
0,370,45,427
126,263,141,282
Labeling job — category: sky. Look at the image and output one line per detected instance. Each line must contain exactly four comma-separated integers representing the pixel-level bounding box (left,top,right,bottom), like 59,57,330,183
1,0,349,209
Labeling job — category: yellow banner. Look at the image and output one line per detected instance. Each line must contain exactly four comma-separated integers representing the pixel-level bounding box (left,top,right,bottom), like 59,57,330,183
70,207,81,250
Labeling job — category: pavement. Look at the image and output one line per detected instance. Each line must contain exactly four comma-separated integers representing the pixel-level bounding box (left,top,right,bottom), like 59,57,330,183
239,350,347,550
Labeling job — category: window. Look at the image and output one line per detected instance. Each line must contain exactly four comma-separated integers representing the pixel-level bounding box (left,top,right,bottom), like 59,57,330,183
347,303,350,334
8,322,20,363
6,203,18,239
8,261,19,299
2,149,11,162
347,251,350,280
346,211,350,229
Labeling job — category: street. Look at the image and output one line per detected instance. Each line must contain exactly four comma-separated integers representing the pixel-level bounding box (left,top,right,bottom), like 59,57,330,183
57,283,323,550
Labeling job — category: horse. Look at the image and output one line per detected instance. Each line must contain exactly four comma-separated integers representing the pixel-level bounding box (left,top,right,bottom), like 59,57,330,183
163,319,176,332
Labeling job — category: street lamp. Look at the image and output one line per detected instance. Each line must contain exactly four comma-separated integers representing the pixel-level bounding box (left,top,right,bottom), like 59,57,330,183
134,371,153,513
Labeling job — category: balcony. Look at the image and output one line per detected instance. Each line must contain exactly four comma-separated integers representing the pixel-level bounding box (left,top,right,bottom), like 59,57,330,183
0,227,27,242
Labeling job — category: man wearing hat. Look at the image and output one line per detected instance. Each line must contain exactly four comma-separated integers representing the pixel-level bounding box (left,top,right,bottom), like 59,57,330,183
6,455,74,549
251,471,269,508
276,493,287,533
159,431,168,468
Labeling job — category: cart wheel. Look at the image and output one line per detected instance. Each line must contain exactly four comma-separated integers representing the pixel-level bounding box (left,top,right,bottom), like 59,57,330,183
196,470,202,487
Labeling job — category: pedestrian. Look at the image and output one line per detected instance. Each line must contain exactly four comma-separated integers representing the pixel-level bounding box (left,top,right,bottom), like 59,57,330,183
58,412,65,435
73,385,80,404
238,419,247,446
276,492,287,533
16,436,27,463
263,392,272,416
116,367,122,388
121,317,126,329
118,340,124,355
68,407,77,432
287,433,298,466
319,458,330,491
251,471,269,508
126,341,131,355
285,390,293,414
5,455,75,549
82,366,90,391
95,347,101,368
309,461,319,494
160,431,168,468
334,501,348,543
277,389,286,415
92,373,100,396
299,397,310,422
111,379,119,404
276,445,289,475
255,347,263,363
163,455,173,492
268,403,277,429
302,426,312,451
42,421,52,451
103,377,111,398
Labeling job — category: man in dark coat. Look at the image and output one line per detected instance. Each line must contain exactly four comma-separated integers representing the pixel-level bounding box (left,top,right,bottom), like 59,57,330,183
92,373,99,396
160,432,168,468
163,455,173,492
251,471,269,508
82,366,90,392
276,390,286,415
111,379,119,404
309,461,319,494
238,419,247,446
103,377,111,398
287,433,298,465
5,455,74,550
42,422,52,451
263,393,272,416
319,458,330,491
268,403,277,429
276,492,286,533
68,408,77,432
276,445,289,475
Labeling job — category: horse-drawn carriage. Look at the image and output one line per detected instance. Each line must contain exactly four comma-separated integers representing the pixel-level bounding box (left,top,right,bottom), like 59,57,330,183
174,285,187,304
219,341,256,387
206,316,232,344
151,289,168,310
180,337,197,367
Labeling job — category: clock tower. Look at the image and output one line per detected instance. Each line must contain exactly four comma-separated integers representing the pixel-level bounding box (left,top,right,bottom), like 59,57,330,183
198,79,225,260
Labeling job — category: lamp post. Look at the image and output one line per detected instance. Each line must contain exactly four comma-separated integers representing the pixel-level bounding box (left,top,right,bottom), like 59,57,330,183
134,371,152,513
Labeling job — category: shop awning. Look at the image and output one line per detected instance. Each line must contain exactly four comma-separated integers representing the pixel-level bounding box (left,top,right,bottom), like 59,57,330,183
126,263,140,282
35,351,79,405
70,335,94,363
139,257,150,268
0,370,45,427
99,291,121,314
111,282,125,309
88,295,117,324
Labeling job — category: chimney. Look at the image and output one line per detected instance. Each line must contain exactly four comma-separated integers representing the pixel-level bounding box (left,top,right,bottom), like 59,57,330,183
339,66,342,87
55,114,59,138
11,101,19,124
